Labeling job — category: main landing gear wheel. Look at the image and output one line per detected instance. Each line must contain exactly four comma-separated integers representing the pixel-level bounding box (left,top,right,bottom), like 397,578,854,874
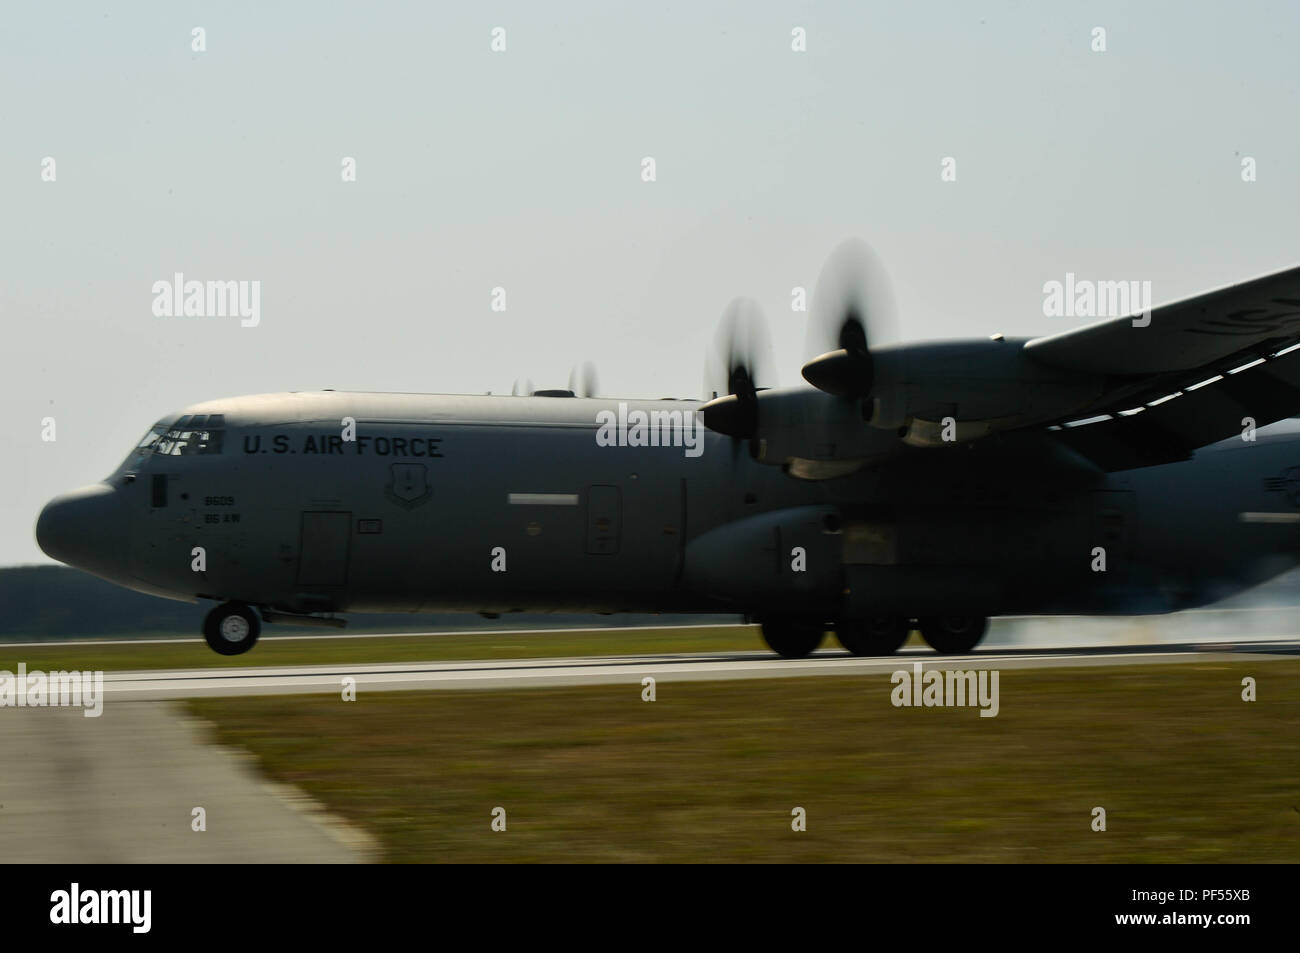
917,615,988,655
203,602,261,656
837,617,911,656
761,618,826,659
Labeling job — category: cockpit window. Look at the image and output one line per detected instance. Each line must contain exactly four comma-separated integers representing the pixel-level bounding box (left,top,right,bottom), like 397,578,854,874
136,425,166,450
117,423,168,473
117,416,226,474
153,426,224,456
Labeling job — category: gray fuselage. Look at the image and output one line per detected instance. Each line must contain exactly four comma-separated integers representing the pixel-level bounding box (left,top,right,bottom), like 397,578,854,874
35,390,1300,624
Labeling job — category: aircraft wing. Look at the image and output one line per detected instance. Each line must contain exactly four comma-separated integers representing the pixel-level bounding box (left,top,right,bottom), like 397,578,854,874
1024,264,1300,375
1025,264,1300,470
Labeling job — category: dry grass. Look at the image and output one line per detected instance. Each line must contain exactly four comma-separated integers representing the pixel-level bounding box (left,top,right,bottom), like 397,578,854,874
188,659,1300,862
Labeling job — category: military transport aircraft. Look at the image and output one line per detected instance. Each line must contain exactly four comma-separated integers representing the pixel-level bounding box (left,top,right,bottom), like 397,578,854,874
35,241,1300,658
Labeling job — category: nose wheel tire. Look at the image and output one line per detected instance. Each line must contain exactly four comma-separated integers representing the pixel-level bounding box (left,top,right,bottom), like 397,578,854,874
917,615,988,655
760,618,826,659
837,617,911,656
203,602,261,656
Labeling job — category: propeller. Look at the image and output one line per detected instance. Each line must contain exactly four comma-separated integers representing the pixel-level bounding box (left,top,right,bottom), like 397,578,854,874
801,238,898,398
510,377,534,397
701,297,775,438
568,361,599,398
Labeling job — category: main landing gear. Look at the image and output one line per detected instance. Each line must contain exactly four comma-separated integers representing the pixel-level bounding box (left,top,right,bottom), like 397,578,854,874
916,615,988,654
760,618,826,659
203,601,261,656
836,617,912,656
760,615,990,658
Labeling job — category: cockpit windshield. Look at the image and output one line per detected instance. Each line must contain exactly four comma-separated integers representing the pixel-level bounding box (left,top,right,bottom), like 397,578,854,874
117,414,226,474
152,414,225,456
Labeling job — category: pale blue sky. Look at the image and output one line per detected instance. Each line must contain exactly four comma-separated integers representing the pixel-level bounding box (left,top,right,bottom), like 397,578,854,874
3,1,1298,564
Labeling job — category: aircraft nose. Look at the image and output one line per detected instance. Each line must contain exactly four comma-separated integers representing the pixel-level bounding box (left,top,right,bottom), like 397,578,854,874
36,483,128,576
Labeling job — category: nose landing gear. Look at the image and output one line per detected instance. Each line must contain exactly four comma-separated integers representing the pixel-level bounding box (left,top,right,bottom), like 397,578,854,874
203,602,261,656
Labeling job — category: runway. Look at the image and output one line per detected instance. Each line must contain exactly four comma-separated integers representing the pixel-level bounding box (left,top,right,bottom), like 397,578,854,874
6,638,1296,864
90,638,1300,702
0,702,375,863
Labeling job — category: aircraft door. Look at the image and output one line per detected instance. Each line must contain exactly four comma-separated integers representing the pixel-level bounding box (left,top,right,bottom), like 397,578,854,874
586,485,621,555
128,469,194,579
297,511,352,586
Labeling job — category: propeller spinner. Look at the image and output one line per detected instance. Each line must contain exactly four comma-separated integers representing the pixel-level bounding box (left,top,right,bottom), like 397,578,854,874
801,238,898,398
701,297,775,439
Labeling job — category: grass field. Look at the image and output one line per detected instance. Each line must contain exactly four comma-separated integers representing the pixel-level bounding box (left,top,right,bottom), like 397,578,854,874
0,625,769,673
188,659,1300,863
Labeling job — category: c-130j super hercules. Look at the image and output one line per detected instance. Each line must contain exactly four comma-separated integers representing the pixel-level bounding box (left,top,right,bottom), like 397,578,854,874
35,240,1300,658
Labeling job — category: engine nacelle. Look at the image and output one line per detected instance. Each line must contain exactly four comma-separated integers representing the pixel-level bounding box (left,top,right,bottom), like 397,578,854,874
868,339,1104,443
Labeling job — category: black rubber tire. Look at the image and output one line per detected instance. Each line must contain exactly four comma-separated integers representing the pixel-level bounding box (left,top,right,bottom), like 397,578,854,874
917,615,988,654
203,602,261,656
837,617,911,656
761,619,826,659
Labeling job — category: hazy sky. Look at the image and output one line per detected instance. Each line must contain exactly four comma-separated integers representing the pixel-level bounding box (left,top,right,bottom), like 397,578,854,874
4,1,1299,565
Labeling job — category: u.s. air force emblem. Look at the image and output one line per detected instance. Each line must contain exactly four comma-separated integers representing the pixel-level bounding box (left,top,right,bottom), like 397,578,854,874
385,463,431,508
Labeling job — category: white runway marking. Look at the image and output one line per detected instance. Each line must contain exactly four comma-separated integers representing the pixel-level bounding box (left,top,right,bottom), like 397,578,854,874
94,640,1300,701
